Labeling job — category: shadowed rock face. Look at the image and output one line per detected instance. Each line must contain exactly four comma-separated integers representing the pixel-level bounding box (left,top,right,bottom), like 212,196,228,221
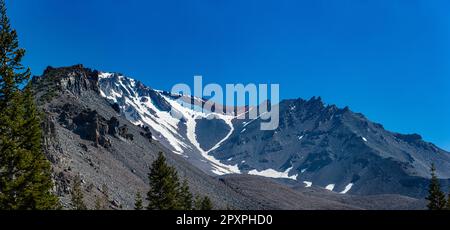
72,109,110,148
56,105,135,149
195,118,231,151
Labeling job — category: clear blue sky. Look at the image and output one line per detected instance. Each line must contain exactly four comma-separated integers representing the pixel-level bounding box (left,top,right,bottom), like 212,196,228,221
6,0,450,151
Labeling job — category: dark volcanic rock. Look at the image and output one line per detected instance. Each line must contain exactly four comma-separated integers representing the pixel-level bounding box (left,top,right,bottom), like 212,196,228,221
72,109,111,148
111,103,121,113
107,116,120,136
118,125,134,141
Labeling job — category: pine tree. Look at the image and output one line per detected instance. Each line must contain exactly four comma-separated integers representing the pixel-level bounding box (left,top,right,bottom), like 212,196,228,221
71,175,87,210
425,163,447,210
0,0,58,210
134,192,143,210
200,196,213,210
179,179,193,210
194,195,213,210
146,152,182,210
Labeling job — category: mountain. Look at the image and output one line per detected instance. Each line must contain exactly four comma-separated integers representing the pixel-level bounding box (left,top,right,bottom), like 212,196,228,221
31,65,259,209
30,64,448,209
94,66,450,198
213,98,450,198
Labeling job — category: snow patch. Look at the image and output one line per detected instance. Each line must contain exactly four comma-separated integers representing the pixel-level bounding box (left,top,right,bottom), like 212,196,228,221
248,167,298,180
340,183,354,194
325,184,335,191
362,137,367,142
303,181,312,187
242,111,268,128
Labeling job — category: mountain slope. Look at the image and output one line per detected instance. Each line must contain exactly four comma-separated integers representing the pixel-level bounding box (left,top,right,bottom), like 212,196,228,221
93,67,450,198
31,65,261,209
32,65,449,209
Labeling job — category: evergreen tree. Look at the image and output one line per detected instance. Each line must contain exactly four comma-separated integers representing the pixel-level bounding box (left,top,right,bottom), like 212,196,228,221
0,0,58,210
425,163,447,210
146,152,182,210
179,179,193,210
200,196,213,210
134,192,143,210
70,175,87,210
194,195,213,210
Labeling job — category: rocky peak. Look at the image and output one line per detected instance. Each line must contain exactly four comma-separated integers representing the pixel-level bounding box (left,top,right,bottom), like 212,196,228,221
32,64,100,99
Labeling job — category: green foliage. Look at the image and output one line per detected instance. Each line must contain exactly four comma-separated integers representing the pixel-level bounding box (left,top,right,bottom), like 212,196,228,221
426,163,447,210
146,152,212,210
134,192,143,210
194,195,213,210
147,152,182,210
179,179,193,210
70,175,87,210
0,0,58,210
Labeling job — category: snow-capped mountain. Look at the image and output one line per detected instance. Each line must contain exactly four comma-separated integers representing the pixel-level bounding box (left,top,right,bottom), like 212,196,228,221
95,71,450,198
97,72,242,175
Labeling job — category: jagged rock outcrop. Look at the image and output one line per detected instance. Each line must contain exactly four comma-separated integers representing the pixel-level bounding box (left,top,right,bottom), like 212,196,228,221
33,64,100,95
140,126,153,143
107,116,120,136
55,105,135,148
